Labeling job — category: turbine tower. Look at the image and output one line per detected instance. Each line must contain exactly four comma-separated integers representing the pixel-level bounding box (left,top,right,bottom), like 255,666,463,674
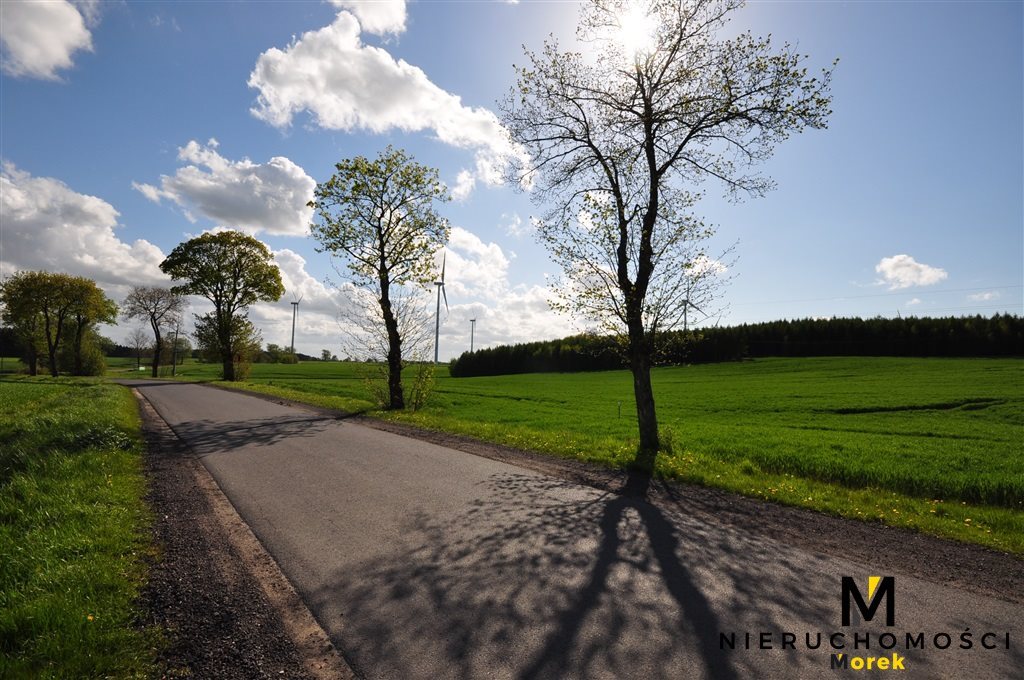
290,294,303,355
433,253,448,364
470,318,476,353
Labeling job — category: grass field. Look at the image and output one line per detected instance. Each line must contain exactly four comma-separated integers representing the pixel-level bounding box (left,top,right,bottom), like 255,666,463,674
166,356,1024,552
0,377,155,678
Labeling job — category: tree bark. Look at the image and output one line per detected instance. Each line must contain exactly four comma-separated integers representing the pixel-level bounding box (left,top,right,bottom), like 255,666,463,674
151,320,163,378
379,285,404,410
73,318,85,376
44,313,61,378
217,314,236,381
628,320,659,474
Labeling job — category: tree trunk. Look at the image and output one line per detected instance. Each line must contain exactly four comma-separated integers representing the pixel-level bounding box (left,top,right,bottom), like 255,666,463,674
627,319,659,474
27,345,38,376
379,290,404,410
73,318,85,376
221,342,234,378
44,315,60,378
151,323,163,378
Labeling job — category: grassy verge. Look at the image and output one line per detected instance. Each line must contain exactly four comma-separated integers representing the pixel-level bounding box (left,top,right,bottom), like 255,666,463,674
0,377,156,678
161,357,1024,554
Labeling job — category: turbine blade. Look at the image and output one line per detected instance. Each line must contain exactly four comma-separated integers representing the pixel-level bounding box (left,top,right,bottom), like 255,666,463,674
442,284,449,313
441,252,446,283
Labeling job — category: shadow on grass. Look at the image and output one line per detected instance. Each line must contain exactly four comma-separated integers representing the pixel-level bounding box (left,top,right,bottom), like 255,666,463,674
304,472,846,680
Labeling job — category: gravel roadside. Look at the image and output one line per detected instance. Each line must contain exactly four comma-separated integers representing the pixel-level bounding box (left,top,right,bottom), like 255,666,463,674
135,389,352,679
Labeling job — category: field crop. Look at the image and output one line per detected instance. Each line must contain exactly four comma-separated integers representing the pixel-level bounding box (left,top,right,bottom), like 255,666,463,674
168,357,1023,551
0,378,155,678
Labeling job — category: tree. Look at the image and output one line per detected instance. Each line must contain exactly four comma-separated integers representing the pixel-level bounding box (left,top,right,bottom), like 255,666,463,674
122,286,186,378
192,312,262,380
127,327,151,370
309,146,450,409
67,283,117,375
0,272,44,375
171,333,191,366
160,231,285,381
0,271,113,377
502,0,834,470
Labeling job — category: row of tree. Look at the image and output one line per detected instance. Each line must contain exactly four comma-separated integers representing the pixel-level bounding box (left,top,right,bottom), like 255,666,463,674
448,315,1024,377
0,272,117,376
1,232,285,379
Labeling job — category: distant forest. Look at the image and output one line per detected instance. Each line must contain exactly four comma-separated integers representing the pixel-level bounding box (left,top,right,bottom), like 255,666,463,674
448,315,1024,378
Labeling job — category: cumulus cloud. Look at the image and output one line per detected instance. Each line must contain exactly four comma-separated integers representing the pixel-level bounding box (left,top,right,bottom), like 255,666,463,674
248,10,528,199
451,170,476,202
0,0,94,80
967,291,999,302
906,298,922,306
501,212,530,238
328,0,406,36
0,162,168,292
133,140,316,236
875,254,948,290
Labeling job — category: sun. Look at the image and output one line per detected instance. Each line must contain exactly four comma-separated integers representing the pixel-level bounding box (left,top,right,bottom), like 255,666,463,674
616,3,659,58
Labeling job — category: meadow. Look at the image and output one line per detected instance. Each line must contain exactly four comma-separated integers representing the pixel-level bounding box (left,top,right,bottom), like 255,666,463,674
164,356,1023,552
0,378,155,678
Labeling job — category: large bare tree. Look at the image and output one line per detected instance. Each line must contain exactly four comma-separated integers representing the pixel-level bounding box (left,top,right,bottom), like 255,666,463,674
122,287,186,378
503,0,834,471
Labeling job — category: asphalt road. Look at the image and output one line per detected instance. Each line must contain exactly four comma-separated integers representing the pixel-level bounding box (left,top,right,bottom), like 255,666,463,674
126,380,1022,680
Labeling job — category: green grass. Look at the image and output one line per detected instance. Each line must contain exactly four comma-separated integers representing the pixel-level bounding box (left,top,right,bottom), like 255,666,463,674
0,377,156,678
165,357,1024,553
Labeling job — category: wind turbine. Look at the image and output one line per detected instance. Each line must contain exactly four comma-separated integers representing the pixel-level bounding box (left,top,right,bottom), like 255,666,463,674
290,294,303,355
433,252,448,364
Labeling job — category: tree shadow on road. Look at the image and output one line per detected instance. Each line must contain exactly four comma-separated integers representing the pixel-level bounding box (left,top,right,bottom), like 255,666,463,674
170,417,338,457
305,471,839,679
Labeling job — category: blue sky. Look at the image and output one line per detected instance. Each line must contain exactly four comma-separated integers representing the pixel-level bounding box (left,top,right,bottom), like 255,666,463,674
1,0,1021,359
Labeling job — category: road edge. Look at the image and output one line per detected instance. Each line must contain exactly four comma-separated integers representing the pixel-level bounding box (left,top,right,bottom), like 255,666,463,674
132,387,357,680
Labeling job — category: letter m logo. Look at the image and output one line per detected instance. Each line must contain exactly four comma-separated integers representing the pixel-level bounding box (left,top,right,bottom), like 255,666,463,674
841,576,895,626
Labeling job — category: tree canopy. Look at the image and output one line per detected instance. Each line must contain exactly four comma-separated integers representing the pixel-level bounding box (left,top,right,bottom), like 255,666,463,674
160,230,284,381
0,271,116,376
309,146,449,409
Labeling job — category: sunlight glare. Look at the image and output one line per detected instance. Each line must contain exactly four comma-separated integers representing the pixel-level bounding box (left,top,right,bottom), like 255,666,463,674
617,3,659,58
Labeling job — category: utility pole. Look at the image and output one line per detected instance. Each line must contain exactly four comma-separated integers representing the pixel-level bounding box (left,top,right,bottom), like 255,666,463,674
470,318,476,353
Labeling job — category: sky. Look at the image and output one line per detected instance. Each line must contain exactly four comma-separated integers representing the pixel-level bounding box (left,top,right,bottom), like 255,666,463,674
1,0,1021,360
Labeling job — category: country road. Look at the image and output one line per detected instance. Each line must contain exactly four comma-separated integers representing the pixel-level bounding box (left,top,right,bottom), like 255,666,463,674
124,380,1022,680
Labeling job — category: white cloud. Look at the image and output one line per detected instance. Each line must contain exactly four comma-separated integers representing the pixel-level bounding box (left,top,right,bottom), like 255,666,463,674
906,298,922,306
451,170,476,202
134,140,316,236
328,0,406,36
248,10,528,196
0,162,168,292
502,212,530,238
874,254,948,290
443,227,512,301
967,291,1000,302
0,0,93,80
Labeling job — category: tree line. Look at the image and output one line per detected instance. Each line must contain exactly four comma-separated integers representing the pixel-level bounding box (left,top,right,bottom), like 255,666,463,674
1,231,285,379
448,315,1023,377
